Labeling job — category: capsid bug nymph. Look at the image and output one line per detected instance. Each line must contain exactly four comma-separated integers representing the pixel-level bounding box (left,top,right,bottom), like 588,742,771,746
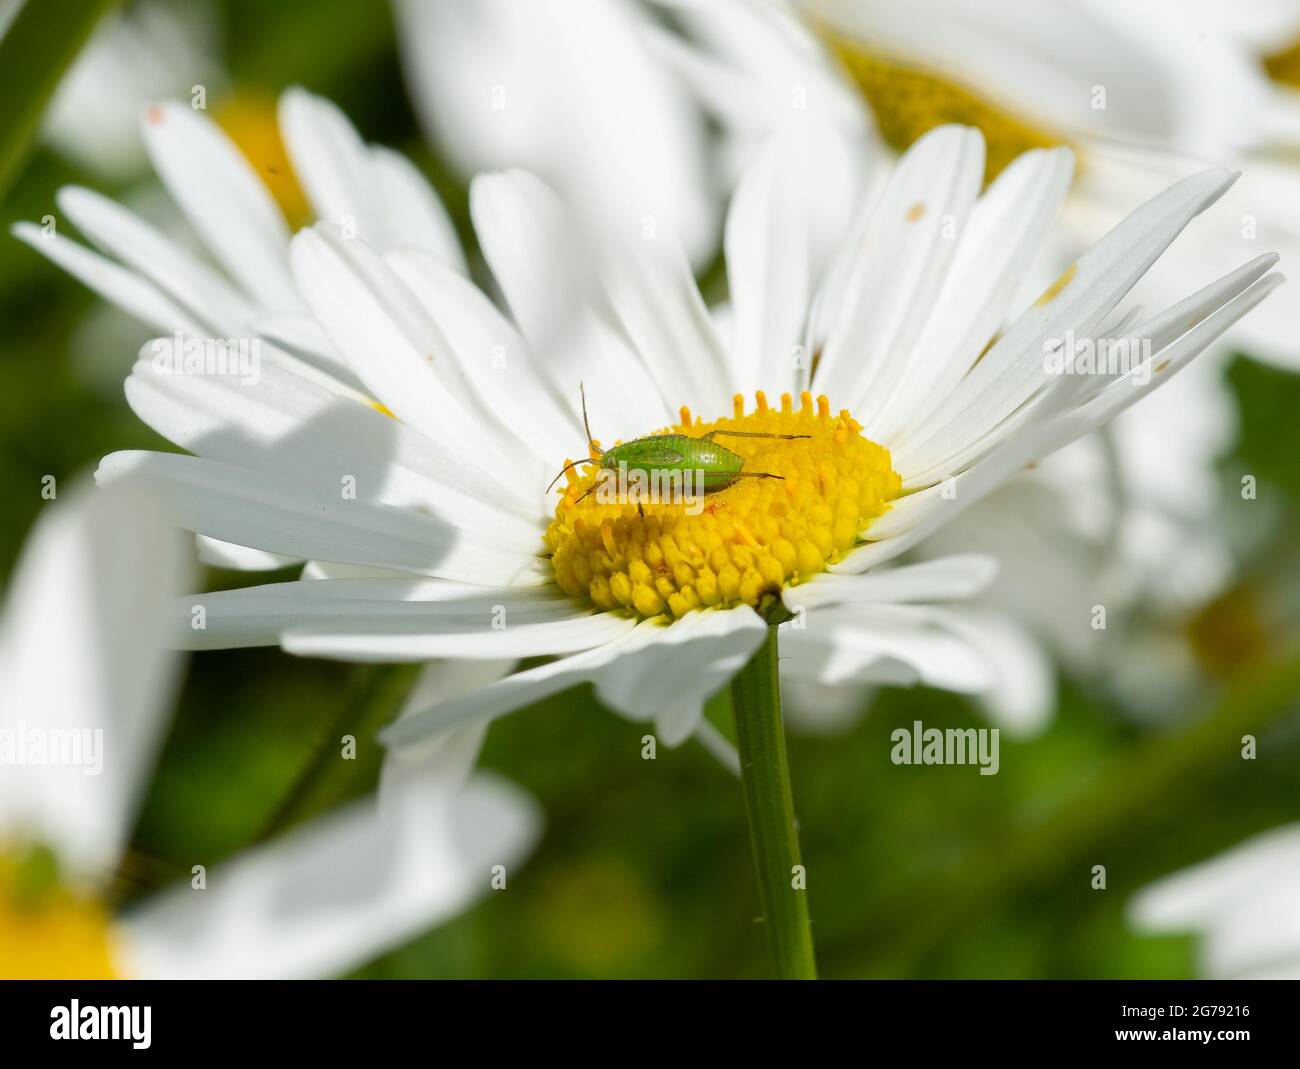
547,385,811,510
544,387,902,618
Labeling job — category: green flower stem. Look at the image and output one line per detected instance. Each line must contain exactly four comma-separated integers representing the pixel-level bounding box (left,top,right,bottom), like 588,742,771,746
730,623,817,979
256,663,418,841
0,0,118,200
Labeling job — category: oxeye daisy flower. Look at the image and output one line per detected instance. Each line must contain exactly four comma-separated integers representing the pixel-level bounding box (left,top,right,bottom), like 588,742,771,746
13,85,465,571
0,482,538,980
13,85,464,396
83,115,1278,974
1129,824,1300,979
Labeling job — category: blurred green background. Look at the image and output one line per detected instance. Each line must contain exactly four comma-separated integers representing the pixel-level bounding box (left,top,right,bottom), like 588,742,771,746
1,0,1298,978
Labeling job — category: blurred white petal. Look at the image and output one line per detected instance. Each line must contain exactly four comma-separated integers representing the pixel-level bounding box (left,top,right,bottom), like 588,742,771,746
120,771,541,979
0,480,191,880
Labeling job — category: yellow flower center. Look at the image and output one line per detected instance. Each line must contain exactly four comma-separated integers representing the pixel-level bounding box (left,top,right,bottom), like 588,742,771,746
216,91,312,229
544,392,901,620
819,33,1068,183
0,844,120,979
1264,36,1300,88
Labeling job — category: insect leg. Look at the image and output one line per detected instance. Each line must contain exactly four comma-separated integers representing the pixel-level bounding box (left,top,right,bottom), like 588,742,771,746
731,472,785,480
701,430,811,441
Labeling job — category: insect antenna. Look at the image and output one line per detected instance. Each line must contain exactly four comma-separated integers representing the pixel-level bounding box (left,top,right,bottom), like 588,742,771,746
546,457,599,493
579,381,599,451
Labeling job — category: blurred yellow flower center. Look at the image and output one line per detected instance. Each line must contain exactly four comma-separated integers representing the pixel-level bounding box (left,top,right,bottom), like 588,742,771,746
545,392,901,620
820,33,1067,183
0,846,119,979
1264,36,1300,88
216,91,312,229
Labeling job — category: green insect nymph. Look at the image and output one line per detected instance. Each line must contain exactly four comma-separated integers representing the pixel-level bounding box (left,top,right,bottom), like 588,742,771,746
546,385,810,505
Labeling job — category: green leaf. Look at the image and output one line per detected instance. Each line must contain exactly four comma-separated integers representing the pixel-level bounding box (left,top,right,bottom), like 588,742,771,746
1226,353,1300,499
0,0,118,203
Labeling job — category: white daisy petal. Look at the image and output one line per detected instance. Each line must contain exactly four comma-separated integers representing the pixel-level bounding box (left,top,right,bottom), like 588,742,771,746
96,451,545,586
278,86,465,271
171,577,563,644
119,771,540,980
394,0,713,264
378,634,645,749
781,602,994,694
174,578,574,650
781,677,879,734
840,266,1282,572
724,120,851,397
383,606,766,750
603,234,733,419
384,248,577,461
1131,826,1300,930
123,348,541,536
55,185,254,336
10,222,203,336
814,124,986,414
468,171,674,440
593,606,767,745
469,169,588,355
195,535,298,572
693,719,742,776
368,145,467,270
1068,275,1285,432
921,606,1054,735
896,166,1239,478
0,480,190,880
379,659,518,798
283,610,635,663
289,225,544,490
139,102,298,309
278,87,378,230
873,146,1075,445
1129,824,1300,979
785,554,998,611
249,311,363,390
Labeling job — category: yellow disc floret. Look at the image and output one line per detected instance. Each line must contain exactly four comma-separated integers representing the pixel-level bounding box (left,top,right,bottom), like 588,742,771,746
818,33,1067,184
1265,36,1300,89
0,845,120,979
545,392,902,620
214,92,312,230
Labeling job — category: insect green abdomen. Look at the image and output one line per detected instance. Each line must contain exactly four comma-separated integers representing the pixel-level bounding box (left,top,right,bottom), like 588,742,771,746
602,434,745,495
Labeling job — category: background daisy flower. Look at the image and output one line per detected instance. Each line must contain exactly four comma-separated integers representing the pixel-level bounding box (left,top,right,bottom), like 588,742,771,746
0,479,539,979
1130,823,1300,979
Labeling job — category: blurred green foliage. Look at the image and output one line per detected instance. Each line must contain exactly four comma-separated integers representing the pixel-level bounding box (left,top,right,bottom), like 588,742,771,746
1,0,1297,979
0,0,118,199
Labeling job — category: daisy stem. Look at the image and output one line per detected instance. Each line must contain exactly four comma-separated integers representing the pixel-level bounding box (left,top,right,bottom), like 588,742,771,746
730,622,817,979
